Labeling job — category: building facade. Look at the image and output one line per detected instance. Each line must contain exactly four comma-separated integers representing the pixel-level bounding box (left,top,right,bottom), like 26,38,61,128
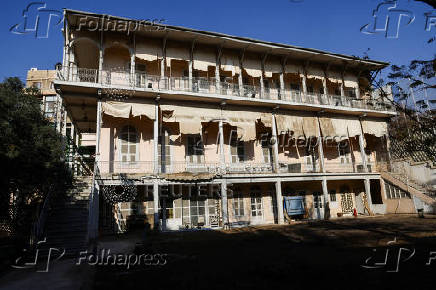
53,10,407,236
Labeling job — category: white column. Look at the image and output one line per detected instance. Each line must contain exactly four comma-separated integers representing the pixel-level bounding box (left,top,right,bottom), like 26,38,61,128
302,73,307,95
275,180,284,224
271,113,280,173
130,43,135,85
321,177,329,219
340,82,345,97
316,116,325,173
364,178,373,213
95,100,102,156
358,120,368,172
153,102,159,174
221,180,228,227
279,61,285,100
161,38,166,79
153,182,159,229
219,119,225,169
322,76,328,96
215,48,221,90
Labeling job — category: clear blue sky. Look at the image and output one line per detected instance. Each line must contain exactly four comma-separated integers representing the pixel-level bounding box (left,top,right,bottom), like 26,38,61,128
1,0,434,91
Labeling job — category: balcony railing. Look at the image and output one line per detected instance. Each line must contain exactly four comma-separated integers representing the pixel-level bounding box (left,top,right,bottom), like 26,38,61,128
95,160,380,175
57,67,395,112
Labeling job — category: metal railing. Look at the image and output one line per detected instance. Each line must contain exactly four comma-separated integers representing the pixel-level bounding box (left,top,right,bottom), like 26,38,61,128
57,66,395,112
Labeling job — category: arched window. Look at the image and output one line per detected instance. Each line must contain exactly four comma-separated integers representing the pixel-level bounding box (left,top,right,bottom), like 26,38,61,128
119,125,138,162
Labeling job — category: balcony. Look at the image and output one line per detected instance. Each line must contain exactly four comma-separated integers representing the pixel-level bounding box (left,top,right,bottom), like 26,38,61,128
96,160,379,177
56,67,395,113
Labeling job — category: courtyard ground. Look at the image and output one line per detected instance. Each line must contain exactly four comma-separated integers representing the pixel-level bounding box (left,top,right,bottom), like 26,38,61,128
94,215,436,290
1,215,436,289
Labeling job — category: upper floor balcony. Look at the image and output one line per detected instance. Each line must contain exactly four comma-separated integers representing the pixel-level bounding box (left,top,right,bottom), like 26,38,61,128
56,67,395,114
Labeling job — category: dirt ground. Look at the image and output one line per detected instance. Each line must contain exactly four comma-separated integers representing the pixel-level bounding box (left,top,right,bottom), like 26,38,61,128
93,215,436,290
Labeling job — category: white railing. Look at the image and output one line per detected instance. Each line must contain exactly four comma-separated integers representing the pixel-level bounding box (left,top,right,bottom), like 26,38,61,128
57,66,395,112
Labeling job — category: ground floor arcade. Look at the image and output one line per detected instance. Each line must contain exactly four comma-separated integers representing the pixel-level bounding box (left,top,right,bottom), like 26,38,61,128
95,175,389,234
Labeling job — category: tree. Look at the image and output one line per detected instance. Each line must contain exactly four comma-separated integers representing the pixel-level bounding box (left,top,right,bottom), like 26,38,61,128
0,77,72,239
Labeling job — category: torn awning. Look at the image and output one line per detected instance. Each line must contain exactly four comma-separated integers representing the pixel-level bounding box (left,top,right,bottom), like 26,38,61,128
361,119,388,137
319,116,362,138
275,114,304,136
102,101,155,119
161,104,222,135
222,109,259,141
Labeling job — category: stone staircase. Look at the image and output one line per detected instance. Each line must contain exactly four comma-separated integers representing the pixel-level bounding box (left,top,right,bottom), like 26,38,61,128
42,176,93,257
381,171,436,207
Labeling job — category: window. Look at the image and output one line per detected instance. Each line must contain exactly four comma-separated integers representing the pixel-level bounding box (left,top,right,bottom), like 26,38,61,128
190,197,206,226
290,83,300,91
263,80,270,92
329,190,337,202
49,82,54,89
313,192,323,209
334,88,341,96
233,192,244,217
261,137,272,165
230,133,245,163
44,96,56,119
338,140,351,164
135,63,146,72
186,135,204,163
307,86,314,93
346,89,357,98
119,126,138,162
32,82,41,89
158,129,171,171
319,87,324,95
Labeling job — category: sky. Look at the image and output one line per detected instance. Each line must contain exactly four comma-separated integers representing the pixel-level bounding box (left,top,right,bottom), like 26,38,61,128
0,0,434,102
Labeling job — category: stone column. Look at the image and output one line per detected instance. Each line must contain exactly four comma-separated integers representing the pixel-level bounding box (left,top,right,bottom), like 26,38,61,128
275,180,284,224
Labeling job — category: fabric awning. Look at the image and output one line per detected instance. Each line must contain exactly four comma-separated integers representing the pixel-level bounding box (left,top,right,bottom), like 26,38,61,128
285,63,301,75
302,116,319,137
361,119,388,137
136,42,162,62
102,101,155,119
344,74,358,88
264,62,281,78
319,116,362,138
260,113,272,128
161,104,222,135
220,54,240,75
275,114,304,136
162,172,216,181
193,50,216,71
244,58,262,77
222,109,259,141
307,67,324,80
166,46,190,66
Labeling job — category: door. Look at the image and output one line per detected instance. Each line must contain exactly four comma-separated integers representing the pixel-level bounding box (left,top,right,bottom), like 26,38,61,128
250,192,263,224
313,192,324,219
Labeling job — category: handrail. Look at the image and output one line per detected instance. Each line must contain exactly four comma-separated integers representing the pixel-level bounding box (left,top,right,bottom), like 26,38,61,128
56,66,395,113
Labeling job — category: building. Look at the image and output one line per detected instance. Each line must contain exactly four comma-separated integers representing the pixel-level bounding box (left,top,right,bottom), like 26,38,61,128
26,68,58,121
52,9,417,238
